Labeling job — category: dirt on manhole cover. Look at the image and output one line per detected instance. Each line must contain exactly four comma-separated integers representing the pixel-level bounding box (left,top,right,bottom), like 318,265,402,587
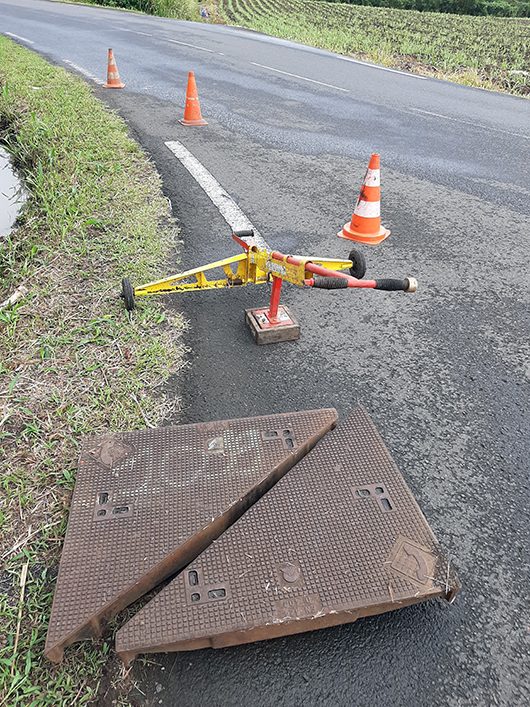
45,409,338,662
116,406,460,662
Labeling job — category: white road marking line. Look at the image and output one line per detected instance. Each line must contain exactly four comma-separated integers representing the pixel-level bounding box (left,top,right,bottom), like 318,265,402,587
165,38,223,55
340,56,427,79
63,59,105,85
410,107,530,139
5,32,34,44
114,29,223,54
116,28,152,36
250,62,349,92
165,140,270,250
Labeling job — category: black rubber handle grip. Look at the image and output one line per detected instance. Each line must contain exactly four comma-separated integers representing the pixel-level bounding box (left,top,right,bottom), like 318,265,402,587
374,279,408,291
233,229,255,238
311,276,349,289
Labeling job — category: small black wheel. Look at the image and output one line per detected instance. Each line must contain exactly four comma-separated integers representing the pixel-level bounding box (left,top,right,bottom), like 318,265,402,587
348,249,366,279
121,277,135,311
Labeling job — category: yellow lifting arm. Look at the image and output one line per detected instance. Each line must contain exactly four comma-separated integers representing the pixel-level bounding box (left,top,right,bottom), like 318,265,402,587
133,252,268,296
133,245,354,297
304,258,353,272
120,229,416,317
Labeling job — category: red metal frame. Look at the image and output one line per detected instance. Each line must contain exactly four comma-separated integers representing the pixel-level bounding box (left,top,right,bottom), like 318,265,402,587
267,276,283,321
259,252,382,329
271,252,377,289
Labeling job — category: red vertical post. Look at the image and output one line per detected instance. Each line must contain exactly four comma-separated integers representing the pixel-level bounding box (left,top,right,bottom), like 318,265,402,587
267,276,283,321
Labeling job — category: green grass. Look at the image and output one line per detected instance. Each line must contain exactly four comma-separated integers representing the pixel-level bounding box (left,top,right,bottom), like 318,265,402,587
0,37,187,705
63,0,201,21
216,0,530,95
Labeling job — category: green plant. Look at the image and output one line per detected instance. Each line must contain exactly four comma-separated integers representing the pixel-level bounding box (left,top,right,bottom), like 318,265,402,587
66,0,201,21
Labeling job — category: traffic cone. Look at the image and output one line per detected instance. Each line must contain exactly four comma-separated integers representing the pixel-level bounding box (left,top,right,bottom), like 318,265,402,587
179,72,208,126
103,49,125,89
338,154,390,245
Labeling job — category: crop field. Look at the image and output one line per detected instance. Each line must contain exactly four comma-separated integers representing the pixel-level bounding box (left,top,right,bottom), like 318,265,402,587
217,0,530,95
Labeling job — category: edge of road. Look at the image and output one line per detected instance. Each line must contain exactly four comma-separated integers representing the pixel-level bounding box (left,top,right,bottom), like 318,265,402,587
0,35,186,705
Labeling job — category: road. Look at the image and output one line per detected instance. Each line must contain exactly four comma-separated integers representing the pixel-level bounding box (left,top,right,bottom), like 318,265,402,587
1,1,530,705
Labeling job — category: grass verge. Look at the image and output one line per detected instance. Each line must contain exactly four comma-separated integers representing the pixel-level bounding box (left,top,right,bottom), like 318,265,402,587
0,36,187,705
61,0,201,21
215,0,530,96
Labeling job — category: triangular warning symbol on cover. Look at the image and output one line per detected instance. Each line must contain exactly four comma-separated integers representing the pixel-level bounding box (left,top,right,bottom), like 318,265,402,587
116,407,460,662
45,409,338,662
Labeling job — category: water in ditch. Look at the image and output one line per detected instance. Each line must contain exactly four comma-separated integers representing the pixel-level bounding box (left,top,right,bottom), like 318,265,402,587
0,145,27,238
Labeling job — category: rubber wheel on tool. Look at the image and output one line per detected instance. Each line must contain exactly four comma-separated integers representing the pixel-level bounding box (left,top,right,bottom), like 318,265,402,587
348,249,367,279
121,277,136,311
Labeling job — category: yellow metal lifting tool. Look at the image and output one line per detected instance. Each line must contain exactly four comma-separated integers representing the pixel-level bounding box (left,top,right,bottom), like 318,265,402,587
121,230,417,344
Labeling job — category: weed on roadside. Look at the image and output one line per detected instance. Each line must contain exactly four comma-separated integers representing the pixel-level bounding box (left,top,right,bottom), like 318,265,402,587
65,0,201,21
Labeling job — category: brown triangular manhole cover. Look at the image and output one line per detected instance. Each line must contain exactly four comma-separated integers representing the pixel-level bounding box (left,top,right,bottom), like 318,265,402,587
45,409,338,662
116,407,460,662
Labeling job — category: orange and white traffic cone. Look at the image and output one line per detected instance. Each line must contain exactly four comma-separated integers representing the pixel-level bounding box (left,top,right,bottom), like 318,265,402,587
338,154,390,245
179,72,208,126
103,49,125,89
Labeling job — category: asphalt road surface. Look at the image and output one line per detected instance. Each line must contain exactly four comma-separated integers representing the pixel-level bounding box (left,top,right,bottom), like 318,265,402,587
1,1,530,705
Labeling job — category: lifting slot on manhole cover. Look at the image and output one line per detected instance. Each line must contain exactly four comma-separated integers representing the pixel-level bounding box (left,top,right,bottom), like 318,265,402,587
352,483,394,512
